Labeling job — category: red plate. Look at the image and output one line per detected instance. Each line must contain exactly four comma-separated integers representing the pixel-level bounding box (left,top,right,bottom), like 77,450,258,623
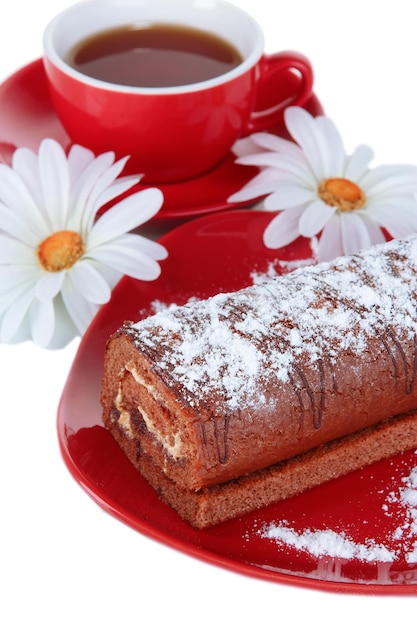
0,59,323,222
57,209,417,594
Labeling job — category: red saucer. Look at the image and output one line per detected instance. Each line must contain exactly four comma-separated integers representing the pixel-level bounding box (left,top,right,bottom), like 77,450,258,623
0,59,324,221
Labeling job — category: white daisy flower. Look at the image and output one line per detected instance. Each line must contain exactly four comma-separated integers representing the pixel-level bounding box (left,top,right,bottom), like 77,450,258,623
229,107,417,262
0,139,167,349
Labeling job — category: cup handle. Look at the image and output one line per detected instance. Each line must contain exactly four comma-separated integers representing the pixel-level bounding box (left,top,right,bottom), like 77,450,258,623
243,51,314,136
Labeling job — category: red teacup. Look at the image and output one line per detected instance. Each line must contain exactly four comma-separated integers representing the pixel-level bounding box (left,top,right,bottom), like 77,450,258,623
43,0,314,183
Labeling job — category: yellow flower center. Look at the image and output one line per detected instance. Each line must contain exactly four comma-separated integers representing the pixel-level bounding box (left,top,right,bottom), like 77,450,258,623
37,230,85,272
318,177,366,212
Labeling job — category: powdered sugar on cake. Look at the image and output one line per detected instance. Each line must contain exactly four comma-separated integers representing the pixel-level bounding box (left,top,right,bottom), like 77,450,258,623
128,236,417,413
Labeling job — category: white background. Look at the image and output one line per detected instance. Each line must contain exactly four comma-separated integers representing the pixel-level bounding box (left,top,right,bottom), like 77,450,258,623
1,1,417,623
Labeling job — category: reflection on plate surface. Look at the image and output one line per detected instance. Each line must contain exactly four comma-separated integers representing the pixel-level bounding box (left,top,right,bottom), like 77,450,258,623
0,59,323,221
58,210,417,594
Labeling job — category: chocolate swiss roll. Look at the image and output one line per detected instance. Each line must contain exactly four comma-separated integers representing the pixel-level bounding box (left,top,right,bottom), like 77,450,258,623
101,235,417,527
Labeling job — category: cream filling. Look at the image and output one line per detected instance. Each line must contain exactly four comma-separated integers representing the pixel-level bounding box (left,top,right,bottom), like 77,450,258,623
115,385,134,438
141,412,183,461
126,362,162,402
114,364,183,460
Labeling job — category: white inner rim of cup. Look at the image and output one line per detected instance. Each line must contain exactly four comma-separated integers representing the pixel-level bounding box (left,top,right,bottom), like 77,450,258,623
43,0,265,94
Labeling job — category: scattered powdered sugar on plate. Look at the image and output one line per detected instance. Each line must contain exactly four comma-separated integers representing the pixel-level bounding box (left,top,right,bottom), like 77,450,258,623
250,237,318,285
250,256,317,285
385,462,417,562
260,524,396,562
149,297,200,314
137,297,201,317
259,455,417,564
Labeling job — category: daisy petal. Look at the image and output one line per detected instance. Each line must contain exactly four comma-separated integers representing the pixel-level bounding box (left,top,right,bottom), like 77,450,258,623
0,235,35,264
0,282,30,315
263,206,304,249
344,144,374,181
0,265,40,299
361,164,417,196
284,108,332,180
267,182,317,211
38,139,70,231
360,217,386,246
30,298,55,348
0,202,43,246
47,294,78,349
0,286,35,342
228,169,288,203
35,271,65,301
12,147,50,229
317,216,343,262
250,132,303,158
237,152,314,185
314,116,346,177
299,200,336,237
90,262,122,292
67,144,96,185
68,151,117,231
340,212,372,255
95,174,142,212
80,156,134,232
232,136,261,158
61,278,98,334
68,260,111,304
109,232,168,260
0,162,40,214
91,241,163,280
236,151,293,168
88,188,164,248
367,198,417,237
133,235,168,261
367,194,417,217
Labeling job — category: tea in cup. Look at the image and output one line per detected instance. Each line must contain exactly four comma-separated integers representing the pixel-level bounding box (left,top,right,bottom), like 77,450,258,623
43,0,314,182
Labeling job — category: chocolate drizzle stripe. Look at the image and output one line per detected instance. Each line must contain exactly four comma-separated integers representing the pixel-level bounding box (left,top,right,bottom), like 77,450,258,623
317,357,326,428
387,328,411,393
312,276,417,396
288,371,305,431
200,423,207,446
327,354,339,393
410,333,417,394
214,415,230,464
312,281,368,317
291,362,324,430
